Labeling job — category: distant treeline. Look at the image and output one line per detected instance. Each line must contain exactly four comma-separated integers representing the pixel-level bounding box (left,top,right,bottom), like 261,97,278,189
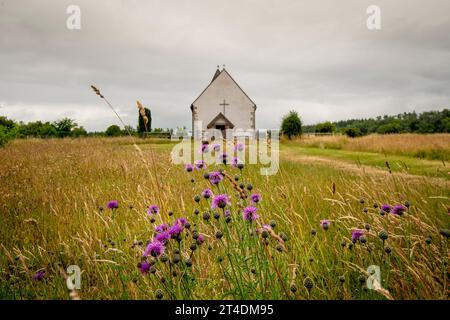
303,109,450,137
0,116,172,146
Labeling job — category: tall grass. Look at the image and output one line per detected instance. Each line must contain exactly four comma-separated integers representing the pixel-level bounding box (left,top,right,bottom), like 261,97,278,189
290,134,450,161
0,138,448,300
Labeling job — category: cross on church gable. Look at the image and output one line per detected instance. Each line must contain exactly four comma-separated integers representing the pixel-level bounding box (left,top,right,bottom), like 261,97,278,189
219,99,229,115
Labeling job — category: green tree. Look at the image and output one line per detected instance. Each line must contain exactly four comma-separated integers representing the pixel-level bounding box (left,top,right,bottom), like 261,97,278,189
38,122,58,137
377,121,402,134
0,116,16,130
0,116,18,146
305,109,449,136
53,118,77,137
315,121,336,134
281,110,303,139
71,126,88,137
342,127,362,138
105,125,122,137
0,125,9,146
18,121,57,138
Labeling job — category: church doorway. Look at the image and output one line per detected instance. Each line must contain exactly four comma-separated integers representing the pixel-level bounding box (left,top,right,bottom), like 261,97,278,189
207,112,235,140
215,125,226,138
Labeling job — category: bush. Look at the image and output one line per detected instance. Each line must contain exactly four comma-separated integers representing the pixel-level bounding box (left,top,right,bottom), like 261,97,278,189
0,125,9,147
0,117,18,147
105,125,123,137
71,126,88,138
0,116,15,130
343,127,362,138
53,118,77,138
315,121,335,134
281,111,303,139
17,121,57,138
377,122,402,134
303,109,450,135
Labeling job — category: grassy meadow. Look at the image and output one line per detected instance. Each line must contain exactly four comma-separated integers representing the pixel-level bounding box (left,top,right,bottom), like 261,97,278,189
0,135,449,300
290,134,450,161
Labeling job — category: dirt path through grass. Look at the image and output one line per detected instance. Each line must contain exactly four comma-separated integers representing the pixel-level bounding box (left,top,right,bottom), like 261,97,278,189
280,148,450,187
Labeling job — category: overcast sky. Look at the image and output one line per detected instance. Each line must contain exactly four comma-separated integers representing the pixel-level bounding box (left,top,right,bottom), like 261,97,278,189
1,0,449,131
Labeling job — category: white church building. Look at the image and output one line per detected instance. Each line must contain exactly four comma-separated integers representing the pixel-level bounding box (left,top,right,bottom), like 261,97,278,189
190,67,257,140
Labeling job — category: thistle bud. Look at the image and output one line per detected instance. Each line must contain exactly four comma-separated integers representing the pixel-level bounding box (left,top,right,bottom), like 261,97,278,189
172,254,181,264
269,220,276,228
384,245,392,254
303,277,314,290
378,230,388,241
290,283,298,293
155,289,164,300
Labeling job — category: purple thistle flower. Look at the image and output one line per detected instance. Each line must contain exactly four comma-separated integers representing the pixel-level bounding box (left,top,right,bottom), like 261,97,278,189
212,144,221,152
351,229,364,242
231,157,240,167
224,209,231,218
147,205,160,215
212,194,231,209
243,206,259,221
250,193,262,204
177,217,188,226
195,160,206,170
185,163,194,172
106,200,119,210
197,234,205,244
320,220,331,230
234,143,245,152
381,204,392,213
391,204,406,216
143,241,165,257
154,231,170,243
262,224,272,231
154,223,169,233
32,270,45,281
218,153,228,164
202,144,210,153
202,189,213,199
138,261,151,274
208,171,223,185
168,223,183,236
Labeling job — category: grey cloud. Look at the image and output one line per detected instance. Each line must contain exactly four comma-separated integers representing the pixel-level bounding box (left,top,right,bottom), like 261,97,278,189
0,0,449,131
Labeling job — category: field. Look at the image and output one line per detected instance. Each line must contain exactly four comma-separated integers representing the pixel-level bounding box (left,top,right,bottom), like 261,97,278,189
295,134,450,160
0,135,449,300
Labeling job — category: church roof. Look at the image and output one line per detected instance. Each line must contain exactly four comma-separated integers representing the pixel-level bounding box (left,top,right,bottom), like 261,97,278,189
190,67,257,111
206,112,235,129
211,68,221,82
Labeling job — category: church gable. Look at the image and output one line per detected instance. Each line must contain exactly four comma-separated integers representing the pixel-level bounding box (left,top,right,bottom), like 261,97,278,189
191,69,256,109
191,67,257,134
